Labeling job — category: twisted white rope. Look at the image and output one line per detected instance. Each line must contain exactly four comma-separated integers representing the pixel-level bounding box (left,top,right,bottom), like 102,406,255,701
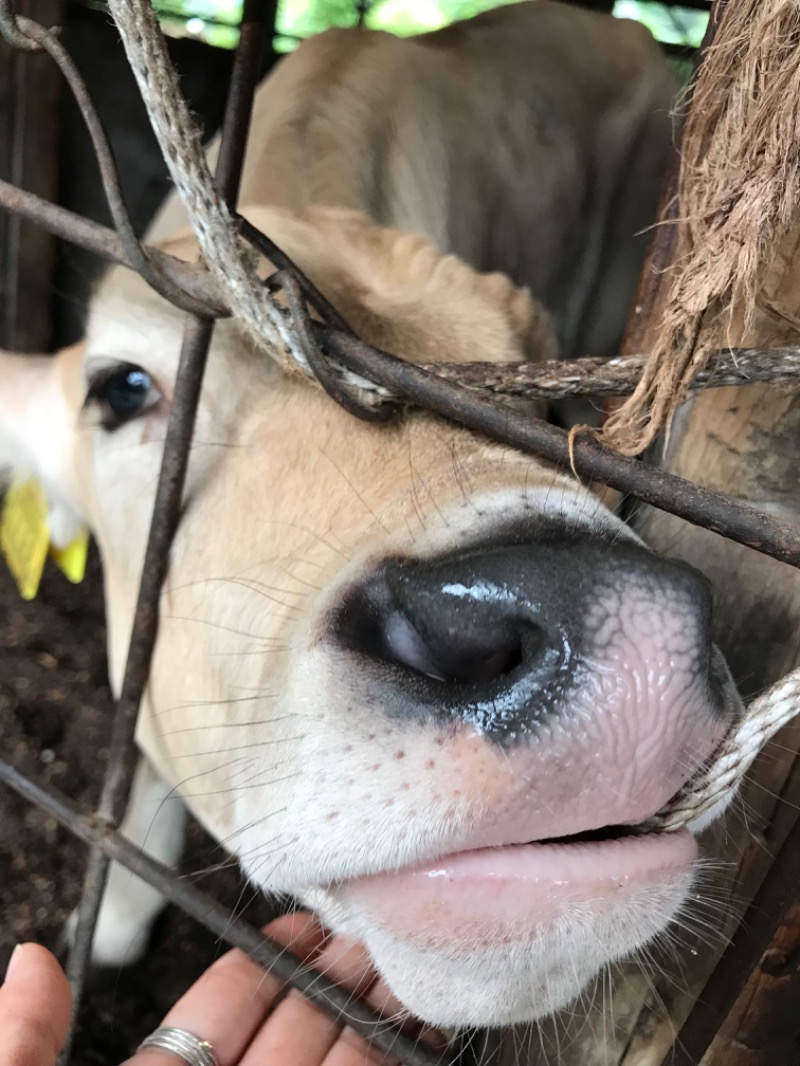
105,0,800,835
105,0,384,402
650,668,800,831
105,0,280,348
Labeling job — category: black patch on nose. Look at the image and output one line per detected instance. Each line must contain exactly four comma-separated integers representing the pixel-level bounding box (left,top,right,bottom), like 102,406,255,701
330,528,718,743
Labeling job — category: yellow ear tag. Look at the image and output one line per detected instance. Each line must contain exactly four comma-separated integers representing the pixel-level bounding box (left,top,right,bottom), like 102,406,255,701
51,528,89,585
0,478,88,600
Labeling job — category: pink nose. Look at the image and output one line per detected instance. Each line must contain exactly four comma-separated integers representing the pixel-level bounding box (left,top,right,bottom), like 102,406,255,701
331,528,735,746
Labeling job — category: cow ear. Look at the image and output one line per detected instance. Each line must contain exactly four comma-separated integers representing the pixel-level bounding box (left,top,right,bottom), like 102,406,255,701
366,231,560,364
456,266,559,365
0,347,87,547
238,205,560,366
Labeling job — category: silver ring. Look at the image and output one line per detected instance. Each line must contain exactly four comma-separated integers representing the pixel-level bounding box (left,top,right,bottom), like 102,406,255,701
137,1026,218,1066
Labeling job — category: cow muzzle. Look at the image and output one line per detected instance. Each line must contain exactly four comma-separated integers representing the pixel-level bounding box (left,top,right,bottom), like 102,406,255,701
306,530,740,1024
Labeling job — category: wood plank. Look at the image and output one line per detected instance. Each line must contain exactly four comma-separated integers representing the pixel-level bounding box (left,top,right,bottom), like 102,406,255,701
617,219,800,1066
710,899,800,1065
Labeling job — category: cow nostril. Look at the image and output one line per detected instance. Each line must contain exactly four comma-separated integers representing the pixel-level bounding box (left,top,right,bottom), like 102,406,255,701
382,607,525,683
335,573,536,687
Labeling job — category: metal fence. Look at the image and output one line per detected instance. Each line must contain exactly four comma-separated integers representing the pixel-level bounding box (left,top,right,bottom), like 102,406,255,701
0,0,798,1063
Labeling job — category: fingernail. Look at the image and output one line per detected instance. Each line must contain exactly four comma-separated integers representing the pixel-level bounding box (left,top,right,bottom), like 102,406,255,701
4,944,23,982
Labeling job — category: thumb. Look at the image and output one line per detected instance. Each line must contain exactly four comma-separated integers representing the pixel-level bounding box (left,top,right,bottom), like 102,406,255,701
0,943,73,1066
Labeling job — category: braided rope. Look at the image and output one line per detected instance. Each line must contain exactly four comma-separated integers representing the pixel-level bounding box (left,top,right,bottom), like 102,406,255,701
650,669,800,831
104,0,377,395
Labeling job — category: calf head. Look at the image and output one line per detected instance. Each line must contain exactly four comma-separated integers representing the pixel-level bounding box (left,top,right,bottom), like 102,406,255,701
0,206,740,1026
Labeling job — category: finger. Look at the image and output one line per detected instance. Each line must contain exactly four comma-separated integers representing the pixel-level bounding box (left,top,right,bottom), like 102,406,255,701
322,1026,401,1066
128,911,328,1066
239,934,380,1066
326,1019,451,1066
0,943,72,1066
322,976,451,1066
305,936,378,1003
326,1024,450,1066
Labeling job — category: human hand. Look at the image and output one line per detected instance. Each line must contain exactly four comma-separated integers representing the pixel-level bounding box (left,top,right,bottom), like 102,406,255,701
128,911,442,1066
1,913,444,1066
0,942,72,1066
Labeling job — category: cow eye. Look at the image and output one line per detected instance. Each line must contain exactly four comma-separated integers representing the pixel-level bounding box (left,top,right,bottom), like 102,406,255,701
84,363,160,431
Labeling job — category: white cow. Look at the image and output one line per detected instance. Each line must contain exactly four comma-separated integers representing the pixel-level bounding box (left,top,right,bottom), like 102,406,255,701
0,1,741,1031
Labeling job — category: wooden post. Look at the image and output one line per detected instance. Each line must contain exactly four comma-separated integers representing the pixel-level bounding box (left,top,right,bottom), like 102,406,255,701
0,0,62,352
623,227,800,1066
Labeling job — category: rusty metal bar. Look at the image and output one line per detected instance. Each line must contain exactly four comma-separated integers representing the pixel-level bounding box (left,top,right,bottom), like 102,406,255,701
0,757,445,1066
5,167,800,573
5,187,800,578
0,177,227,313
322,328,800,568
96,1,268,824
659,810,800,1066
4,176,800,404
2,175,800,398
58,2,272,1061
0,3,211,316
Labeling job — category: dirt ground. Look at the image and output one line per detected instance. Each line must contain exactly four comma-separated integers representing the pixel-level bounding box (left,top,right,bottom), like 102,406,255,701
0,548,272,1063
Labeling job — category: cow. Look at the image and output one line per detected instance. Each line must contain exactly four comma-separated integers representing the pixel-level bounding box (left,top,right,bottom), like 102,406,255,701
0,0,742,1032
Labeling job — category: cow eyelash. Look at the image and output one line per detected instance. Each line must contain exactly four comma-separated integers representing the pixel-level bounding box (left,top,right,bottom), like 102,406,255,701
83,361,162,432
